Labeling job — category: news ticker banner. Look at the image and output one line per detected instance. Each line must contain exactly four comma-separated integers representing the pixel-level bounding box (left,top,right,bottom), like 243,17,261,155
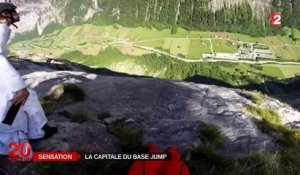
9,152,170,162
8,141,170,162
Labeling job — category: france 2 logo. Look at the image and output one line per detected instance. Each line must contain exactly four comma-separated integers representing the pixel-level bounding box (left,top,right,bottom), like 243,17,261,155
8,142,32,161
271,12,281,28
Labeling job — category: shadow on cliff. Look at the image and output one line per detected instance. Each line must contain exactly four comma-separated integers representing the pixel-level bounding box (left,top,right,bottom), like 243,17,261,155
34,58,152,79
184,75,300,111
184,75,267,92
264,78,300,111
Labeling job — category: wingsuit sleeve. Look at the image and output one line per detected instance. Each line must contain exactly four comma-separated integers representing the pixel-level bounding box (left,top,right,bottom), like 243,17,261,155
0,24,26,93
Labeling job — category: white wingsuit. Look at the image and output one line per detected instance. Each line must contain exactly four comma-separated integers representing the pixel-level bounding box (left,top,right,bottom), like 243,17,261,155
0,24,47,155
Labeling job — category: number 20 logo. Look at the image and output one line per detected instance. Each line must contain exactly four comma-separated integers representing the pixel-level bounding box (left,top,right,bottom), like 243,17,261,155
8,142,32,161
271,12,281,27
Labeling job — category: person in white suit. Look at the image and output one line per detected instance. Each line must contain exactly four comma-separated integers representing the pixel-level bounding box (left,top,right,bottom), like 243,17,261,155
0,2,57,155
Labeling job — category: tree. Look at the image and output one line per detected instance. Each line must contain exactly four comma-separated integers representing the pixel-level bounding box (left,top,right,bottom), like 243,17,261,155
171,25,178,34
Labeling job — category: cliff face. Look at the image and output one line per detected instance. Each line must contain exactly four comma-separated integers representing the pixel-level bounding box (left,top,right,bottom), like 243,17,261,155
0,56,298,174
15,57,300,142
212,0,271,11
11,0,100,36
212,0,272,17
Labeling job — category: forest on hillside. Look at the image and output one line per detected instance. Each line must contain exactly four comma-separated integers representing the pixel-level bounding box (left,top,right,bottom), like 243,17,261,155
84,0,300,37
11,0,300,43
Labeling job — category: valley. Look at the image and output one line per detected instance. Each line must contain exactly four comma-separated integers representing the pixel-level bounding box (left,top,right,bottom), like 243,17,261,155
10,24,300,86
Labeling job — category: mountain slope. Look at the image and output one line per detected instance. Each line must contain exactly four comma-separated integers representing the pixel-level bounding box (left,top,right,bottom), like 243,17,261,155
11,0,289,41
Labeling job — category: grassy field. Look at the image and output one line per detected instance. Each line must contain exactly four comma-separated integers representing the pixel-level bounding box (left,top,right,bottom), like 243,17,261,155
228,33,262,43
9,24,300,80
138,40,164,48
262,65,285,79
188,40,211,59
163,39,172,51
81,44,106,56
278,65,300,78
60,47,132,67
128,27,187,41
113,43,153,56
221,63,300,80
262,64,300,79
211,39,238,53
262,35,294,46
170,39,191,56
10,24,300,61
270,45,300,61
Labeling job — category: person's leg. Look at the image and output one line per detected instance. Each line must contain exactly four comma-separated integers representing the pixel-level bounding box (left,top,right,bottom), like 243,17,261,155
24,89,57,141
42,124,58,139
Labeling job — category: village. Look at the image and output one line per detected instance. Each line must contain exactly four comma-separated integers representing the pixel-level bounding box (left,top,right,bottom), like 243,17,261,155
202,32,275,61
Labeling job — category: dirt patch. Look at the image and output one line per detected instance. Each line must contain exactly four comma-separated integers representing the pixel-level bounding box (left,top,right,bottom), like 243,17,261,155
118,28,130,38
81,45,106,56
214,32,229,39
121,44,134,55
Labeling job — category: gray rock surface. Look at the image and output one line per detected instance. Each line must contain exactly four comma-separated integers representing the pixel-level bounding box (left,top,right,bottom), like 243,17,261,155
212,0,271,18
33,121,121,153
12,59,280,155
262,98,300,129
3,58,299,174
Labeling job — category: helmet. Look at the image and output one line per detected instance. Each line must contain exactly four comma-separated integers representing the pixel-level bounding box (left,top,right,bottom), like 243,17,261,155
0,2,18,28
0,2,17,12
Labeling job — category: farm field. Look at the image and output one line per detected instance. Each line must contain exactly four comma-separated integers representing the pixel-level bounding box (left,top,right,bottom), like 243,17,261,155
9,24,300,81
188,40,211,59
270,45,300,61
10,24,300,61
211,39,238,53
262,64,300,79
